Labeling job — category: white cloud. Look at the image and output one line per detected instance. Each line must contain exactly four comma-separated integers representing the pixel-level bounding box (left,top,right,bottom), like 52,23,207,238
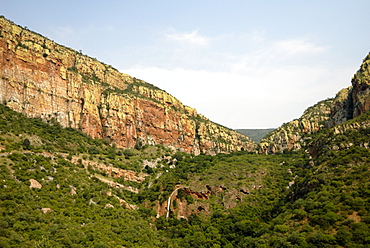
231,38,328,74
274,39,327,57
251,30,265,43
165,30,210,46
120,37,350,129
122,62,352,129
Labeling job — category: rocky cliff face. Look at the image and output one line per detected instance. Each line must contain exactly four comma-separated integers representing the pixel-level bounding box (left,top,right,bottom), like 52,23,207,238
259,53,370,154
328,87,352,127
259,99,333,154
351,53,370,118
0,17,255,155
309,110,370,160
329,53,370,127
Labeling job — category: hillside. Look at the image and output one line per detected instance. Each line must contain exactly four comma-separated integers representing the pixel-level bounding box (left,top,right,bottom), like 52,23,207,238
0,103,369,247
0,103,301,247
259,98,333,154
235,128,275,143
158,110,370,247
0,16,255,155
259,53,370,154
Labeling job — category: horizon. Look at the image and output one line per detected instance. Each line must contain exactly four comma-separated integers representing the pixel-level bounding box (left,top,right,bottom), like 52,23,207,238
2,1,370,129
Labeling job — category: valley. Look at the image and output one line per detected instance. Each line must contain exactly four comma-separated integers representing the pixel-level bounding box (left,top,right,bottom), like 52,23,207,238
0,16,370,247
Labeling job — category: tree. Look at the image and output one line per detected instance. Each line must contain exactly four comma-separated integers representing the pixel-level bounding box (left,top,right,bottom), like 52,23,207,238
22,138,31,150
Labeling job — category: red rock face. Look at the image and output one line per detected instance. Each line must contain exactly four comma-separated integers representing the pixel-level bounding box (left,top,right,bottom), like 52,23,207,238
0,17,255,155
182,188,211,200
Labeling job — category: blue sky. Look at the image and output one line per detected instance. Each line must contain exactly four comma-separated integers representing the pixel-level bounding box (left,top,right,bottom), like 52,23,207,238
2,0,370,128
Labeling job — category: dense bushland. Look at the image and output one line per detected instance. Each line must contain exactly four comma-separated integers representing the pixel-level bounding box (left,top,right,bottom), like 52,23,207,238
0,104,369,247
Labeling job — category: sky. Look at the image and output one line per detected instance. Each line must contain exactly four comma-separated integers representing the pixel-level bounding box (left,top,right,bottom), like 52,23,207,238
2,0,370,128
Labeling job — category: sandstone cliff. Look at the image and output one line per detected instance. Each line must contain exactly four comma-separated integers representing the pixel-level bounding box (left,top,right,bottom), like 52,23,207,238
309,109,370,160
0,17,255,155
328,87,352,127
329,53,370,127
259,99,333,154
259,53,370,154
351,53,370,118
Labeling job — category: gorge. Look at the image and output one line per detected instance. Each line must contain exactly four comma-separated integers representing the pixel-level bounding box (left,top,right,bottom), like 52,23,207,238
0,15,370,247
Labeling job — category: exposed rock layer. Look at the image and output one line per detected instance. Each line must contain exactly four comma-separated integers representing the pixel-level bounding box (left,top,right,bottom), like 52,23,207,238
0,17,255,155
260,53,370,154
259,99,333,153
351,54,370,118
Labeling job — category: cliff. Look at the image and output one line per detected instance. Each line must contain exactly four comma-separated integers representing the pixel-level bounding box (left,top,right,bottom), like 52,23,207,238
259,53,370,154
329,53,370,127
259,99,333,153
0,16,255,155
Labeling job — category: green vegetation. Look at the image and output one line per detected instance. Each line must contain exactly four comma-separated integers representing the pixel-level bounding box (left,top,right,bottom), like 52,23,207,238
2,14,369,246
0,103,369,247
15,41,29,50
101,77,167,106
67,66,78,73
260,98,334,153
153,111,370,247
236,128,275,142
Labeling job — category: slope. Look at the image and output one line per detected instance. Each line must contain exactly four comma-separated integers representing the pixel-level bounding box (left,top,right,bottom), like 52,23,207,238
2,90,369,247
235,128,275,143
155,109,370,247
259,52,370,154
0,104,168,247
0,16,255,155
259,98,333,154
0,103,302,247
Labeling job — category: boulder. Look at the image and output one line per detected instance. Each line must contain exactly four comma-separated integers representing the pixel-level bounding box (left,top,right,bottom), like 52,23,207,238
29,179,42,189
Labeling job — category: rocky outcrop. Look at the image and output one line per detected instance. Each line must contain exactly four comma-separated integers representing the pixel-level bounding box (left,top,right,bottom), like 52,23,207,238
0,17,255,155
40,208,53,214
259,99,333,154
94,174,139,193
76,157,148,183
351,53,370,118
309,110,370,160
328,54,370,127
260,53,370,154
328,87,352,127
182,187,212,200
29,179,42,189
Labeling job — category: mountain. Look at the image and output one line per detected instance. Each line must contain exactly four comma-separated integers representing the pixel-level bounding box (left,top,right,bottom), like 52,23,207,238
0,16,255,155
259,52,370,154
235,128,275,143
259,98,333,153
